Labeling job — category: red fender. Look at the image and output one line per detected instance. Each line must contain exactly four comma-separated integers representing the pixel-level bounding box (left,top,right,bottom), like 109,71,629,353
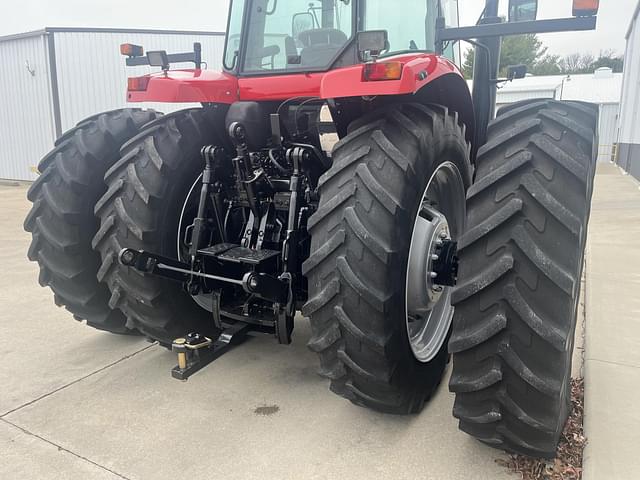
126,54,473,141
320,54,462,99
127,70,239,104
127,54,462,104
320,54,474,143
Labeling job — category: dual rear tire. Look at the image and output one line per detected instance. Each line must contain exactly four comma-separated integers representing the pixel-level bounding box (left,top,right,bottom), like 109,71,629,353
305,99,597,457
25,108,160,333
26,107,228,344
25,100,597,458
91,107,228,343
449,100,598,457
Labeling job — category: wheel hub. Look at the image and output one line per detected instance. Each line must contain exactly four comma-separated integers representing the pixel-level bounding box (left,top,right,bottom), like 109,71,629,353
406,206,452,316
431,238,459,288
405,162,466,363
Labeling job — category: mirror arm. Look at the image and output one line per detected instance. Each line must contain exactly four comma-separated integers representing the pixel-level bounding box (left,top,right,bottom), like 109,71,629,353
436,16,597,42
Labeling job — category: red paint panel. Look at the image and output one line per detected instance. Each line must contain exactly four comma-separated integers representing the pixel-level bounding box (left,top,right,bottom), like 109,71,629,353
126,70,239,104
238,73,324,101
126,54,463,104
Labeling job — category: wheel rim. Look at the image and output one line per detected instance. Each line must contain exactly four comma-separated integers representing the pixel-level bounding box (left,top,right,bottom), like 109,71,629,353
405,162,466,363
177,174,215,312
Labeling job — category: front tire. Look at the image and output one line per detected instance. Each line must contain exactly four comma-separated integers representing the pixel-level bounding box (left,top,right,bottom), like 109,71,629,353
449,100,598,457
304,103,472,414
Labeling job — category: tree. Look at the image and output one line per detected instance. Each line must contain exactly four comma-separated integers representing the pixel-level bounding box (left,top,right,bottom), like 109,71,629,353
559,53,595,74
557,51,624,74
462,38,625,79
531,54,562,76
462,34,548,79
589,50,624,73
499,34,546,76
461,49,475,79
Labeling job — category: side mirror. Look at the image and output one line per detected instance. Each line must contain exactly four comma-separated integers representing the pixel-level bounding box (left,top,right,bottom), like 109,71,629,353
356,30,389,62
508,0,538,22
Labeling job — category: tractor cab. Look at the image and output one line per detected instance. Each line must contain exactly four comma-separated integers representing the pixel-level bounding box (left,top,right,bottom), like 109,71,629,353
122,0,472,145
121,0,598,149
223,0,461,73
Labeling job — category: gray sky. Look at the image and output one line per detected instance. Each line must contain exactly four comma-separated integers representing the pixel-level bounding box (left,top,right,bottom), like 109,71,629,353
1,0,636,57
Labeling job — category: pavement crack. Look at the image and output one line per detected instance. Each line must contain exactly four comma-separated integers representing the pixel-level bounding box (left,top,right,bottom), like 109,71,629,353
578,263,587,379
586,357,640,370
1,344,155,418
1,417,133,479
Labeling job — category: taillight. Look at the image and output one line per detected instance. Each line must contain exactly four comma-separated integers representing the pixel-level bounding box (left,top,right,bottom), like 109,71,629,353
363,61,403,82
573,0,599,16
120,43,144,57
127,76,150,92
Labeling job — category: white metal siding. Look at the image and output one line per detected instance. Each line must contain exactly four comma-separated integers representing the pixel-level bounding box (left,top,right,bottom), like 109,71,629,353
619,8,640,145
496,88,557,105
597,103,619,162
0,34,55,181
53,31,226,132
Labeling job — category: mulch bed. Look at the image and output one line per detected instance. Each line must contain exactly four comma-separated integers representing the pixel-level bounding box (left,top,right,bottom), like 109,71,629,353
497,378,586,480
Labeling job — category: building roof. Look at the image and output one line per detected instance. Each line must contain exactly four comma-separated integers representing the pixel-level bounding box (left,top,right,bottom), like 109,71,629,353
557,70,624,103
469,69,624,105
0,27,224,43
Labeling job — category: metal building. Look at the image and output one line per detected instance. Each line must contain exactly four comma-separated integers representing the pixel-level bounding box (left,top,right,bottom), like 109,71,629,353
0,27,225,181
617,1,640,180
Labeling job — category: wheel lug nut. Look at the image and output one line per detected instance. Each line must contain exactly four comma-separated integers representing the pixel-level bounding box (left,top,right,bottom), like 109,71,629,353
121,250,135,265
431,254,440,261
440,231,448,239
429,272,438,279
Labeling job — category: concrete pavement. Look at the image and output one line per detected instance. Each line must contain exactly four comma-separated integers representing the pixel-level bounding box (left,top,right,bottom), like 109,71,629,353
583,163,640,480
0,183,512,480
1,162,636,479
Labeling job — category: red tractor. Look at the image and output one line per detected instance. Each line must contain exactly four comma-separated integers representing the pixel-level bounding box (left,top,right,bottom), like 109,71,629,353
25,0,601,458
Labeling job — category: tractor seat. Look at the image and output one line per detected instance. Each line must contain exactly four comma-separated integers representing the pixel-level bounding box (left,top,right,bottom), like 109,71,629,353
298,28,348,67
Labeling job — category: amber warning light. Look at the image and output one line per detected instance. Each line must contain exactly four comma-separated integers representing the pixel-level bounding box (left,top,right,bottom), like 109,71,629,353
573,0,600,16
363,62,404,82
127,76,150,92
120,43,144,57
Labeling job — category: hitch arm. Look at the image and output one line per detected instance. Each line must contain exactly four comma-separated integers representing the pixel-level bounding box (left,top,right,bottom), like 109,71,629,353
171,323,252,381
119,249,290,304
118,249,244,286
190,146,227,261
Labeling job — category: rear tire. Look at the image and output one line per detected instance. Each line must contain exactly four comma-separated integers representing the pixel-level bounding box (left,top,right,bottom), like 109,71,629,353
24,109,160,333
304,103,471,414
449,100,598,457
92,107,228,343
